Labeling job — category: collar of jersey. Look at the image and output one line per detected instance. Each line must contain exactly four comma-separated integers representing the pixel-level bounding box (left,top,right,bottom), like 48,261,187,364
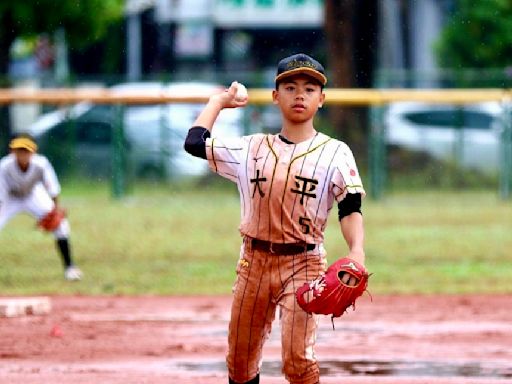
278,134,294,144
266,132,332,163
277,131,320,146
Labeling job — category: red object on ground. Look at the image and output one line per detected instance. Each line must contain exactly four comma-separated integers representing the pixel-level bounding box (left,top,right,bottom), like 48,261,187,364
50,324,63,338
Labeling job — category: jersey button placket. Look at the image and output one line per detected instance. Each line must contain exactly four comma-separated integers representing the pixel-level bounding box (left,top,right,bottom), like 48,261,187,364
280,146,291,165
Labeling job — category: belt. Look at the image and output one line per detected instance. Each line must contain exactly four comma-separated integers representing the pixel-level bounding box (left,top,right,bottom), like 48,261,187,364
249,238,316,255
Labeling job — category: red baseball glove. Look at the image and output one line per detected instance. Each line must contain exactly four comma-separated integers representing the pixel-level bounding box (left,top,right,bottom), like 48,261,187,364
296,257,370,319
38,207,66,232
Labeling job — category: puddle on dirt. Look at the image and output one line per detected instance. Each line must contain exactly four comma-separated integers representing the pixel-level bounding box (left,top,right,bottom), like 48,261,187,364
171,359,512,378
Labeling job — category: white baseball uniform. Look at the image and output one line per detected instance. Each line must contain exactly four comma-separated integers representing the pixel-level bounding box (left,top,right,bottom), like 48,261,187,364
0,153,70,238
207,132,365,244
205,131,365,384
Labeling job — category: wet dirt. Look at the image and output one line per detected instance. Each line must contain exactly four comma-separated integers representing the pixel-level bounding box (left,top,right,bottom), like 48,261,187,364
0,294,511,384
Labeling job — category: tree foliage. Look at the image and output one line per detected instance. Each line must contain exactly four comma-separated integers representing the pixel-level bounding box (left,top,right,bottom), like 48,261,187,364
0,0,124,46
435,0,512,68
0,0,124,152
0,0,124,73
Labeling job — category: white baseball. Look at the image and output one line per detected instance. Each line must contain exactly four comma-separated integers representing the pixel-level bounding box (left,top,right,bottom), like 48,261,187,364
235,82,248,101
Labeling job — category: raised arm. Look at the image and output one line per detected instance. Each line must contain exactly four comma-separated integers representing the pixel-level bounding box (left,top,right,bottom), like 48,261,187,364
185,81,248,159
193,81,248,132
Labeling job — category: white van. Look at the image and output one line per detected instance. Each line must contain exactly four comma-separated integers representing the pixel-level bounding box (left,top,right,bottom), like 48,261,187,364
384,101,504,172
28,82,244,179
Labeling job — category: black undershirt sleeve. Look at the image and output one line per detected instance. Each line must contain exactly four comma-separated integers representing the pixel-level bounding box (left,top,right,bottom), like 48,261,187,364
338,192,362,221
184,126,211,159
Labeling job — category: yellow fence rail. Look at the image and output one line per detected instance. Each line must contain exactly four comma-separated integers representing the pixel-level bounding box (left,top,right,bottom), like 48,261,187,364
0,87,511,105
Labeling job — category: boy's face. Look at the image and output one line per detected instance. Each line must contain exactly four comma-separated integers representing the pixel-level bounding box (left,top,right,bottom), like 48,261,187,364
272,75,325,124
12,148,33,169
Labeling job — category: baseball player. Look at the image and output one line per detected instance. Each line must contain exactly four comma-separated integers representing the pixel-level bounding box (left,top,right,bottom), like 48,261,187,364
0,133,82,281
184,53,366,384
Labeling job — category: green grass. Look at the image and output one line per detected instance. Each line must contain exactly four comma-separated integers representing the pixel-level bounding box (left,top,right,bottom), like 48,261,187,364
1,182,511,295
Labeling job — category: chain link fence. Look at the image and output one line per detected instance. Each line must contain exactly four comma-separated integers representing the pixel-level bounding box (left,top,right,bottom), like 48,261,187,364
1,76,512,200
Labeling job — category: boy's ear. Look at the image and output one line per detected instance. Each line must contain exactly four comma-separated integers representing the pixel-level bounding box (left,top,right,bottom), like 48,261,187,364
319,92,326,108
272,89,279,104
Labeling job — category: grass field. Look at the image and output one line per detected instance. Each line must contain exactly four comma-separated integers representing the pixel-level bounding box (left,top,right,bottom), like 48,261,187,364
1,181,511,295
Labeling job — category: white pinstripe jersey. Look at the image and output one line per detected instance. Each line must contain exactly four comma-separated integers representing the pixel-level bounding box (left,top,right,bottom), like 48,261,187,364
206,132,365,244
0,153,61,199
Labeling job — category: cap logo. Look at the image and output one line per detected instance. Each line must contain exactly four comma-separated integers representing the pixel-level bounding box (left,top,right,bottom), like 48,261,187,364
287,60,319,71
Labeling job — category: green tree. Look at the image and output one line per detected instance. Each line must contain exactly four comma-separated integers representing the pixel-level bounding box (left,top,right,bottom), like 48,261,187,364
435,0,512,69
0,0,124,75
0,0,124,152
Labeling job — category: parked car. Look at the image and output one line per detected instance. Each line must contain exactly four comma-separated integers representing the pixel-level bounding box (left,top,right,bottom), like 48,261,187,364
384,101,504,172
28,82,244,179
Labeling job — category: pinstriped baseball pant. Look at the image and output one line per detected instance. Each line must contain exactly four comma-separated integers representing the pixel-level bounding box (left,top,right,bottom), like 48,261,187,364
227,239,326,384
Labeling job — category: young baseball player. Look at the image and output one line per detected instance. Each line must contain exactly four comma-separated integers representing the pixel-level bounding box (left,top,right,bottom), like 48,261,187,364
184,53,365,384
0,133,82,281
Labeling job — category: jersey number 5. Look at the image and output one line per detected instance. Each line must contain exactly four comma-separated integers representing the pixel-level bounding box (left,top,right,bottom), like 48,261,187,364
299,217,311,234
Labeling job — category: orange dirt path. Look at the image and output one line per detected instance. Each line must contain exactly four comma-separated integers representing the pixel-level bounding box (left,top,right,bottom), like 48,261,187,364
1,294,511,384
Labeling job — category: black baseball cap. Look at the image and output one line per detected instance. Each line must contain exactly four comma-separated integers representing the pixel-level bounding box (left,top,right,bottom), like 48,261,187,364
275,53,327,87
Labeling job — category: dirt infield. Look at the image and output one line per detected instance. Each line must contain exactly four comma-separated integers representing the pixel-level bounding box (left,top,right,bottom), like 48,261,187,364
1,294,511,384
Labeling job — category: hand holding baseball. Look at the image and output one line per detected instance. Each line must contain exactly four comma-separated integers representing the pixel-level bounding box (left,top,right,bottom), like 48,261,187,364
234,82,248,102
210,81,248,109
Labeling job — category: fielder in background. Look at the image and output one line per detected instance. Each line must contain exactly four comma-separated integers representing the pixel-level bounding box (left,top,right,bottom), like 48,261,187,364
184,53,366,384
0,133,82,281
